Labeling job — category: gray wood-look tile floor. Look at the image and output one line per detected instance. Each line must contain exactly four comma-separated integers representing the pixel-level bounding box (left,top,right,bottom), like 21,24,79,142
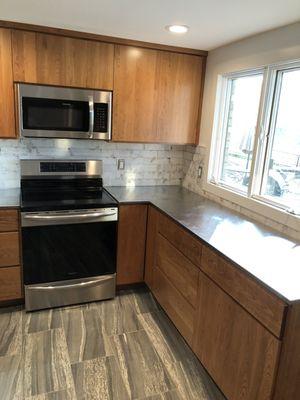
0,288,225,400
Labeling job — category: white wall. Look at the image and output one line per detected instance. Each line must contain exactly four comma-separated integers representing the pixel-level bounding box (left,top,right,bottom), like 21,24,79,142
200,21,300,148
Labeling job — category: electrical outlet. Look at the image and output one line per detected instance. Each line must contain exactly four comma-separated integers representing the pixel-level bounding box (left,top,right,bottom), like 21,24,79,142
117,159,125,170
198,166,203,178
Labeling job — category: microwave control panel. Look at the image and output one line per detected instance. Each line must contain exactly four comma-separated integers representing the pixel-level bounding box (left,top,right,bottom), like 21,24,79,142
94,103,108,132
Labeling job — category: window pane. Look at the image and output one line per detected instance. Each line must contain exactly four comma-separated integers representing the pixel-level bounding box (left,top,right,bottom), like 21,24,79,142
220,74,263,192
261,69,300,213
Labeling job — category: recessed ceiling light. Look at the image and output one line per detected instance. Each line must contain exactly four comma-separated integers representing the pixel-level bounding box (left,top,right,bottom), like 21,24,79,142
165,25,189,34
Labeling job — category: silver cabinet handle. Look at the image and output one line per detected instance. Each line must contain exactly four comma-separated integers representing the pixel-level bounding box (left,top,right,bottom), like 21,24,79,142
30,276,112,290
24,211,116,220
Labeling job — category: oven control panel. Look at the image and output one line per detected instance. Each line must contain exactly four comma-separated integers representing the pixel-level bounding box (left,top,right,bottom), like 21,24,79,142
40,162,86,173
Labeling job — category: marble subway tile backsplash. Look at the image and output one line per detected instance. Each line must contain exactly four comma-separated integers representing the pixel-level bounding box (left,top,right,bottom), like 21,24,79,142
0,138,299,240
0,138,185,188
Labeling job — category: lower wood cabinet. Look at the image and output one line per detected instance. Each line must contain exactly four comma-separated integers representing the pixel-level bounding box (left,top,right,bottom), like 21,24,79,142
144,206,159,290
0,209,19,232
193,271,280,400
156,233,199,308
0,209,22,303
0,231,20,267
152,265,195,344
146,207,201,345
0,266,22,301
144,205,296,400
117,204,148,285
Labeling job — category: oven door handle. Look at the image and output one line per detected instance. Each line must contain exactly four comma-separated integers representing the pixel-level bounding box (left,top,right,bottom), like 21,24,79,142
30,276,112,290
23,211,117,220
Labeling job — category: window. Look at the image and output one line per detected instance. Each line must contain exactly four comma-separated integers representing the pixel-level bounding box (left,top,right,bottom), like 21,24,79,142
210,61,300,216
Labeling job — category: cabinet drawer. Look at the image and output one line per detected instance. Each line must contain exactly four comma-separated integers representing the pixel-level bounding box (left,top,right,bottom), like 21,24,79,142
152,266,195,344
0,266,22,301
193,271,281,400
156,233,199,307
0,209,19,232
0,232,20,267
201,246,287,338
158,212,202,267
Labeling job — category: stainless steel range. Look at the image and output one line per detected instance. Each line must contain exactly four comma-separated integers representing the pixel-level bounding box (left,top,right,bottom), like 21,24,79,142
20,159,118,311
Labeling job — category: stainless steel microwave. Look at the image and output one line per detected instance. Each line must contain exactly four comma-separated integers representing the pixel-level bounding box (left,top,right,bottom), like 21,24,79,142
17,84,112,140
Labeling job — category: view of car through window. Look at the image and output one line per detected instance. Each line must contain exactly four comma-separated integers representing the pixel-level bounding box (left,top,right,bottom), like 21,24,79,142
261,68,300,214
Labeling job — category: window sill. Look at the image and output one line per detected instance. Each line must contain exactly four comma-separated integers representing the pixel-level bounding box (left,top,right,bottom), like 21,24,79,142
203,180,300,234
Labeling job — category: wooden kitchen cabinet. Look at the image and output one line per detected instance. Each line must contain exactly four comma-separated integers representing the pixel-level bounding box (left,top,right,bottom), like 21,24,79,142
0,28,16,138
201,245,287,338
0,209,22,303
117,205,148,285
0,266,22,301
145,206,200,344
193,271,281,400
144,206,159,290
152,265,196,344
156,233,199,308
12,30,114,89
0,232,20,267
0,209,19,232
113,45,204,144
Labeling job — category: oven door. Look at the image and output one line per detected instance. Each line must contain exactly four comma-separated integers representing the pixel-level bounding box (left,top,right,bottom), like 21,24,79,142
21,209,118,286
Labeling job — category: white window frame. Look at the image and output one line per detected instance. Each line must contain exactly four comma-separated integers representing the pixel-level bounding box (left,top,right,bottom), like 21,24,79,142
206,59,300,229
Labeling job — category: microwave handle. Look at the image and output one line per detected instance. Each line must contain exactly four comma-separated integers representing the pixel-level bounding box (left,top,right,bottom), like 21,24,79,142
88,100,94,138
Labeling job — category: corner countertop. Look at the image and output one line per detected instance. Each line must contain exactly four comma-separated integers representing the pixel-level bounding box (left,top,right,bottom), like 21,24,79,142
0,188,20,208
107,185,300,303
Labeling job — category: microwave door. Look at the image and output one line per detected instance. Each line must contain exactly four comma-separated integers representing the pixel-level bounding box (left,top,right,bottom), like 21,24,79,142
21,97,91,139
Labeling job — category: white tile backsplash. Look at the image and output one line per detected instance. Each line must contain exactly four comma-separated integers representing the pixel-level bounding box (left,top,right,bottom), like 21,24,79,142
0,138,299,240
0,138,184,188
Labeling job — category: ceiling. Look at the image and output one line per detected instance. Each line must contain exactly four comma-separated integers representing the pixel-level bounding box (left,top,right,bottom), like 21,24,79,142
0,0,299,50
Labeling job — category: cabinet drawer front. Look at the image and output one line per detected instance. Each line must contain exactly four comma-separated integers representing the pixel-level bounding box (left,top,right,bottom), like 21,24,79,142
158,213,202,267
156,233,199,307
0,266,22,301
152,267,195,344
201,246,286,338
193,271,281,400
0,210,19,232
0,232,20,267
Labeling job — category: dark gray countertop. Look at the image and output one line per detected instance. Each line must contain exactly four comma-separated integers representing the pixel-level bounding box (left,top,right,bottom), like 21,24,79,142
107,185,300,303
0,188,20,208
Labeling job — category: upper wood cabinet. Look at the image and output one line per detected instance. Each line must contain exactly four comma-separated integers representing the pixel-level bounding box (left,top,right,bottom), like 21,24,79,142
0,28,16,138
113,45,204,144
12,30,114,90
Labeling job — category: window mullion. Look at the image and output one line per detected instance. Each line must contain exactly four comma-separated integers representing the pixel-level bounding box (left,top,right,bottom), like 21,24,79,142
260,69,283,197
250,67,278,197
248,68,268,197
